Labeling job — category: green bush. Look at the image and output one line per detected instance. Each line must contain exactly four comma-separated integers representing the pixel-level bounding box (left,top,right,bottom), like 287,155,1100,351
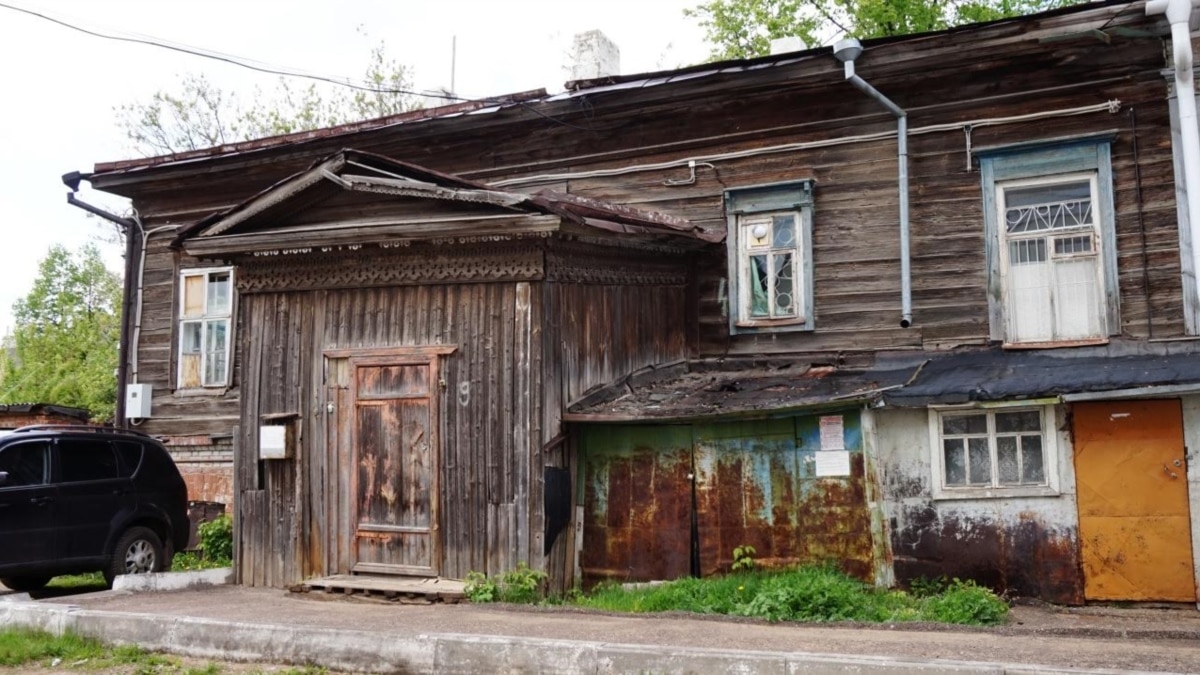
198,515,233,564
739,565,871,622
922,579,1009,625
465,563,547,604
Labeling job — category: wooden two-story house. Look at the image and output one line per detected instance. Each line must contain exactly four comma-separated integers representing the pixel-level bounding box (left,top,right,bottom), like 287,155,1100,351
78,0,1200,604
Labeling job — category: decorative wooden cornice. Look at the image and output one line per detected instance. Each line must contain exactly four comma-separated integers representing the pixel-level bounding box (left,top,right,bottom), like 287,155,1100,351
236,242,545,294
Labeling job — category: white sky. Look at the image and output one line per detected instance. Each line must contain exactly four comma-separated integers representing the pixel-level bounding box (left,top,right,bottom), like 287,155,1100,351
0,0,710,335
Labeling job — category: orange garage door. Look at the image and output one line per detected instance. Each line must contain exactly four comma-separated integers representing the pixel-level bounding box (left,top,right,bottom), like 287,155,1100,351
1073,400,1196,602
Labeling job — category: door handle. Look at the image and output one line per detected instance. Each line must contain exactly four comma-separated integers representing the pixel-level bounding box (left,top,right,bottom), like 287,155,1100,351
28,496,53,506
1163,464,1180,480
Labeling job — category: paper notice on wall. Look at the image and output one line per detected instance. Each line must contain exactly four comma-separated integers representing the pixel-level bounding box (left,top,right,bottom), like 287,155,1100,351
819,415,845,451
815,450,851,477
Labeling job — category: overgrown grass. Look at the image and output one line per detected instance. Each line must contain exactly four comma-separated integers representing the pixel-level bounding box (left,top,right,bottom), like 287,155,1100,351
40,553,229,592
0,627,336,673
0,627,172,669
45,572,107,590
463,564,1008,626
575,566,1007,625
172,551,231,571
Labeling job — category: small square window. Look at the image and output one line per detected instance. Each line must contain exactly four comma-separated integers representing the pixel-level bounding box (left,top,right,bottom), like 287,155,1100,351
725,180,815,335
928,405,1060,500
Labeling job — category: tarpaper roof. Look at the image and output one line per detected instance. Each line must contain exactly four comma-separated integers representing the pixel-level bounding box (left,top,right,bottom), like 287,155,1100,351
882,347,1200,407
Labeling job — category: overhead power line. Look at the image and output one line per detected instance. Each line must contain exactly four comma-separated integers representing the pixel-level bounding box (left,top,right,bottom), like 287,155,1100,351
0,1,468,102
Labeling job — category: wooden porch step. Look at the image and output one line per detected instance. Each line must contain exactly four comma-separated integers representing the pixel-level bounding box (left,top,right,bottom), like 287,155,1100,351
293,574,467,604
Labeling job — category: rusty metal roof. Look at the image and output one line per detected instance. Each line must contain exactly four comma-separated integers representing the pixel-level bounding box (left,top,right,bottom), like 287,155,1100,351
564,360,917,422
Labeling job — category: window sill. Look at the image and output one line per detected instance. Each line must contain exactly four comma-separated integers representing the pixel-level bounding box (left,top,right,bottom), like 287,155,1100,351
736,316,807,328
932,485,1060,501
1002,337,1108,350
174,387,230,398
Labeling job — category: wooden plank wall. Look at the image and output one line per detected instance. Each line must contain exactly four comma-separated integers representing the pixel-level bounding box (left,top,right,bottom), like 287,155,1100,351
235,282,541,587
540,282,689,588
125,230,241,438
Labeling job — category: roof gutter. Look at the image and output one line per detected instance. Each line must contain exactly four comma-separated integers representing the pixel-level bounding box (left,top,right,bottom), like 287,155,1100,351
833,39,912,328
1147,0,1200,328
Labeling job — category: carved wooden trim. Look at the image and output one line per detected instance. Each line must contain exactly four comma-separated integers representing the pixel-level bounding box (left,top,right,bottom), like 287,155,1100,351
546,240,689,285
236,242,544,294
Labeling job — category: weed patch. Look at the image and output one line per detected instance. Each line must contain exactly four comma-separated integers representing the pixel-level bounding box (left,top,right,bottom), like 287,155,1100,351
464,563,547,604
573,565,1008,626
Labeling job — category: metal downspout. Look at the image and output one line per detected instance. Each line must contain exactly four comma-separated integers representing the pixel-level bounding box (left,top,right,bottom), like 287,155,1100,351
1148,0,1200,329
834,40,912,328
61,180,137,425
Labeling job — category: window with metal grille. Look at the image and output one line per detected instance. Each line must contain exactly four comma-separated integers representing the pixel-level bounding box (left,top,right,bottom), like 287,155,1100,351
178,267,233,388
998,173,1106,345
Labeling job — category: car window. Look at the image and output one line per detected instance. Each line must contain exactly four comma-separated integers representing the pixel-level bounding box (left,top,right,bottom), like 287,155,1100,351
58,439,120,483
114,441,143,478
0,441,51,486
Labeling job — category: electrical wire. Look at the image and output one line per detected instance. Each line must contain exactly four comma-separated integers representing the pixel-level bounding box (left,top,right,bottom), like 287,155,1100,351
0,1,463,102
0,0,597,132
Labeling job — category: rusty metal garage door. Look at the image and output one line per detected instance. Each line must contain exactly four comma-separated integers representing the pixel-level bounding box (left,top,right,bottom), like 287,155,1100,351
579,411,873,585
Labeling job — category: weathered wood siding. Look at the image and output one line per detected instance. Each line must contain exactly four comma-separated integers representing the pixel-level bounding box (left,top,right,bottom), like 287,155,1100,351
125,227,242,439
540,279,690,587
234,281,542,587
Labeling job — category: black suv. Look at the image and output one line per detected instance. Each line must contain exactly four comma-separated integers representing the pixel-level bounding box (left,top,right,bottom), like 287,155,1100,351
0,425,189,591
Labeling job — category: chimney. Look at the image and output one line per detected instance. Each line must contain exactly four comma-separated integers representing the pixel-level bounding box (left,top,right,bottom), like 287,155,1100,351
570,30,620,80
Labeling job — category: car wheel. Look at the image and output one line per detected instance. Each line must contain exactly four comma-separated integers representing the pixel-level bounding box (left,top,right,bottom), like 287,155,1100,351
0,575,51,592
105,527,165,585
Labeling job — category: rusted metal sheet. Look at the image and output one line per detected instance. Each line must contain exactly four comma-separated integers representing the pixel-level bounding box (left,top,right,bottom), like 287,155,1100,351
694,414,873,578
890,505,1084,604
1073,400,1196,602
580,410,875,585
580,425,695,583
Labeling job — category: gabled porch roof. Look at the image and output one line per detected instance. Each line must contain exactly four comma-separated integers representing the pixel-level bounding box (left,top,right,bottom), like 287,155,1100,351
175,149,718,257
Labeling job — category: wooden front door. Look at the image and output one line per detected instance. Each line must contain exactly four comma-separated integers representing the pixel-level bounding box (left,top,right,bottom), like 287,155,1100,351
350,352,445,576
1073,400,1196,601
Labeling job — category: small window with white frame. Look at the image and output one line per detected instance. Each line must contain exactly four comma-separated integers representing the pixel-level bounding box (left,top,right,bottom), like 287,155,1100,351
928,405,1061,499
178,267,233,389
724,180,815,334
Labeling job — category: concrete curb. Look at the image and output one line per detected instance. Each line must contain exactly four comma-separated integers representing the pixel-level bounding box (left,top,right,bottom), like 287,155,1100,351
112,568,233,593
0,600,1183,675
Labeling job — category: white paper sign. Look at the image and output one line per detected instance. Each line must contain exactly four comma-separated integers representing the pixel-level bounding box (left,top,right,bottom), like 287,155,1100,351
815,450,851,477
819,415,845,451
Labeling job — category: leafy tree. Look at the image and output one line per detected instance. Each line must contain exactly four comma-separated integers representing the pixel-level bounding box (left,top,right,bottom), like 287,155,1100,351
686,0,1083,61
116,39,421,156
0,245,122,421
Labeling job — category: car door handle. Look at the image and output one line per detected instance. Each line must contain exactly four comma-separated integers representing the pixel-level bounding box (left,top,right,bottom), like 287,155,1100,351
29,496,53,506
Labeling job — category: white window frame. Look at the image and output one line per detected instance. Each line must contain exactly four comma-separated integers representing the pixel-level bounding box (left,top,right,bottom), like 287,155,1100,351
724,180,816,335
996,172,1107,346
977,135,1119,347
177,267,234,390
927,402,1062,500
